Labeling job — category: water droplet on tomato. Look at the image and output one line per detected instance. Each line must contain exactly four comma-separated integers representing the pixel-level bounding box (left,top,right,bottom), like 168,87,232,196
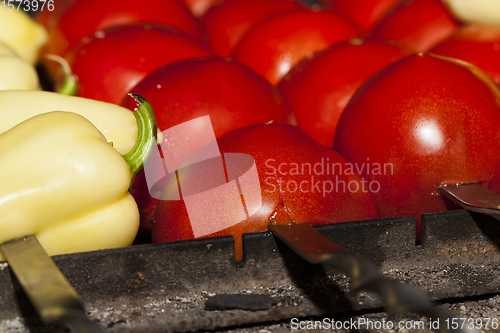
269,189,294,225
94,31,105,39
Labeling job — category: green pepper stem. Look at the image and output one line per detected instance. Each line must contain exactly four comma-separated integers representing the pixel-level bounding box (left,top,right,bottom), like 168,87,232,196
122,94,158,189
44,54,78,96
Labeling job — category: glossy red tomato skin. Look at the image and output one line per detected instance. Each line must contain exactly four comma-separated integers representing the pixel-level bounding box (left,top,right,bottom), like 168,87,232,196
201,0,303,57
278,37,413,146
153,123,381,261
325,0,404,32
122,58,295,136
66,24,213,105
431,24,500,85
334,53,500,238
122,58,295,230
180,0,223,17
372,0,459,52
232,9,362,85
35,0,75,31
47,0,202,57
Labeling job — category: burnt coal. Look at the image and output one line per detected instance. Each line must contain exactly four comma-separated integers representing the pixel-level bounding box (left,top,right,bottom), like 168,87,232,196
205,294,277,311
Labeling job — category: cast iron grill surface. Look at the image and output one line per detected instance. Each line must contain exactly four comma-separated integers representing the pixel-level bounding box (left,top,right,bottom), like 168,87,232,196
0,209,499,332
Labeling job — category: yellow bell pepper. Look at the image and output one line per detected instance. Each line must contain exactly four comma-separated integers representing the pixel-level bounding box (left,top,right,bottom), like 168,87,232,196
0,42,40,90
0,10,48,64
0,95,157,261
442,0,500,27
0,90,139,155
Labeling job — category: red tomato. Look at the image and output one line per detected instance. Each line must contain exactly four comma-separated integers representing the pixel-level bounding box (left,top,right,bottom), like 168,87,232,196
66,24,213,104
153,123,381,261
431,24,500,85
121,58,296,229
122,58,295,135
34,0,75,30
372,0,459,52
278,37,413,146
325,0,405,32
180,0,223,17
201,0,304,57
334,53,500,238
232,9,362,85
47,0,202,57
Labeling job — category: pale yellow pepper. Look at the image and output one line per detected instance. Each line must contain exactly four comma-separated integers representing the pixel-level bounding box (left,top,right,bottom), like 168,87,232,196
0,42,41,90
0,95,157,261
0,90,139,155
0,10,48,64
442,0,500,27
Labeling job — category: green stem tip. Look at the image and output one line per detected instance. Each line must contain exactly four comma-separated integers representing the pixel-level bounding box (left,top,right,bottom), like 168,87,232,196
44,54,78,96
122,94,158,189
